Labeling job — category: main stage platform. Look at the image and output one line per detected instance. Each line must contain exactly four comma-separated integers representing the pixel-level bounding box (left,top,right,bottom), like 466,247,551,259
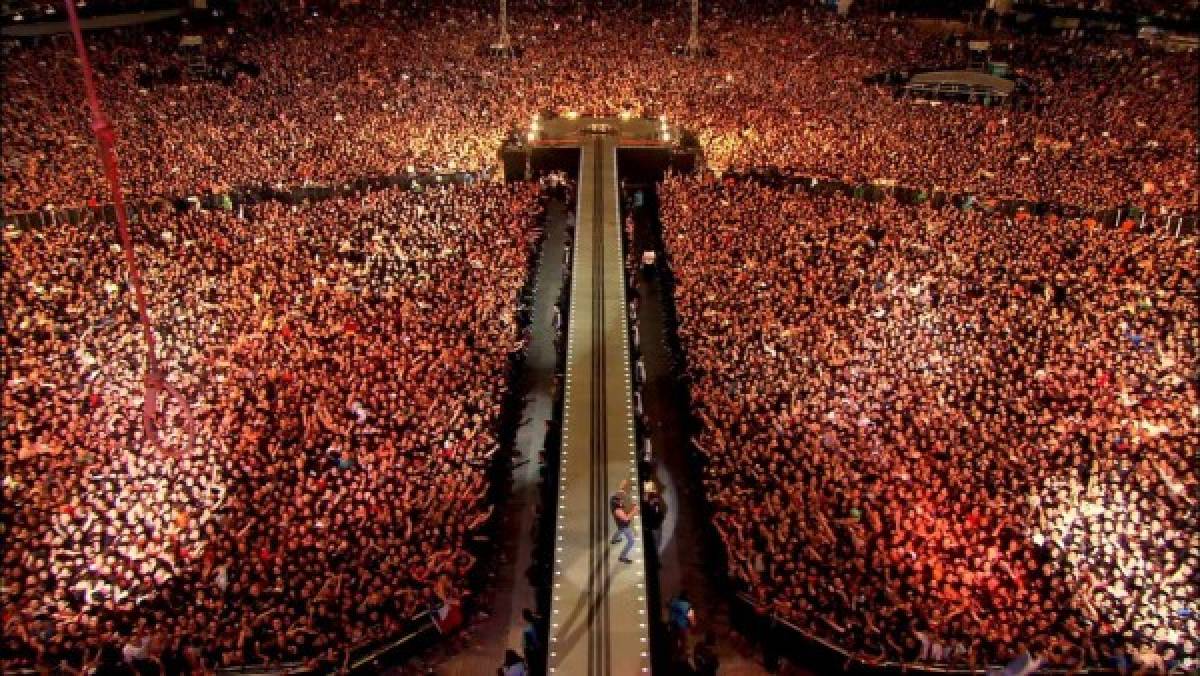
531,114,680,146
500,113,700,182
547,131,652,675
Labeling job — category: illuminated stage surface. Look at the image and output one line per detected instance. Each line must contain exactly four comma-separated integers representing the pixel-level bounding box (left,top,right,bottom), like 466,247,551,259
502,114,698,181
548,132,652,675
530,114,681,148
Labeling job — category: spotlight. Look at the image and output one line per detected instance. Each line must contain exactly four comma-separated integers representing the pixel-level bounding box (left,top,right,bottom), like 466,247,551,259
565,110,579,120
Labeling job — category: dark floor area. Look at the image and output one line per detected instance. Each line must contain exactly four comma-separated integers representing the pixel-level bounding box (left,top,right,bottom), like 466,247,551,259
624,184,770,676
407,193,570,676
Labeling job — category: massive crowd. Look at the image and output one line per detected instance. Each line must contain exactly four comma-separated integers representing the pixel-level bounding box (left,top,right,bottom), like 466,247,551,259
2,182,542,672
3,3,1196,215
2,0,1198,673
660,174,1198,670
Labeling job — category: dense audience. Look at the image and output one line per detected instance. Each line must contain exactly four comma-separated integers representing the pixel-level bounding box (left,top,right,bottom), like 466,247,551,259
3,4,1196,214
660,174,1198,670
1,181,542,672
2,1,1197,673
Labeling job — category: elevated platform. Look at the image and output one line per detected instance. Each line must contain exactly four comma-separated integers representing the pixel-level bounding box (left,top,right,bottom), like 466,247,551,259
500,114,700,182
548,132,651,675
530,114,681,148
904,70,1016,102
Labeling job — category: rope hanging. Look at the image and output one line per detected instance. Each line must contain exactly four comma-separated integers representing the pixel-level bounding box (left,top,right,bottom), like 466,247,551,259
64,1,196,455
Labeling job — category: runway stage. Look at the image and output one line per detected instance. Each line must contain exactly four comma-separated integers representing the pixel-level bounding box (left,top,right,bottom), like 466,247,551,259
548,131,652,675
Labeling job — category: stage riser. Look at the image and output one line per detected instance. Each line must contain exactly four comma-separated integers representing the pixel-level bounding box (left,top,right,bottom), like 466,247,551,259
500,146,700,182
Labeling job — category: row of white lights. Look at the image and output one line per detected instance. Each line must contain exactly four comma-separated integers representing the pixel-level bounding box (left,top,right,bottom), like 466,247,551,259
613,137,651,673
547,143,649,674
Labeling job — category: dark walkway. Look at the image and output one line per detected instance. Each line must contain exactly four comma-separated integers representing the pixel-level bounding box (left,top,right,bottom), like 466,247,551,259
423,196,570,676
625,185,759,675
628,184,811,676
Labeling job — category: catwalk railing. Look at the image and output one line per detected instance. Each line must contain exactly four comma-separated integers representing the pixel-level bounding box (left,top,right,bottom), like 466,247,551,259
2,610,437,676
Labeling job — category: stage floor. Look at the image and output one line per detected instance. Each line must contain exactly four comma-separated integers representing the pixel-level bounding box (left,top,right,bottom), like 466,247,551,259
530,114,679,148
548,132,652,675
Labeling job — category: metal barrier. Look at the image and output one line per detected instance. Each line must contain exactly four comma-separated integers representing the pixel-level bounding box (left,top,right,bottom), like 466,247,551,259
2,170,491,230
6,165,1195,238
212,611,438,676
716,167,1199,238
729,592,1130,675
3,611,439,676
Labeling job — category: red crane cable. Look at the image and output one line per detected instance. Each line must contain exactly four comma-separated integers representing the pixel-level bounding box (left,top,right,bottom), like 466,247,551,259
64,2,194,455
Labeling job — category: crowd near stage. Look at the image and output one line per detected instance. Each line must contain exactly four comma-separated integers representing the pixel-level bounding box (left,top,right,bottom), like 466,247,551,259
3,0,1197,672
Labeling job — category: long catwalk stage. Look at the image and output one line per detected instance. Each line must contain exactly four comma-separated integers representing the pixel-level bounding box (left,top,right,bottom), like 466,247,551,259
548,132,652,675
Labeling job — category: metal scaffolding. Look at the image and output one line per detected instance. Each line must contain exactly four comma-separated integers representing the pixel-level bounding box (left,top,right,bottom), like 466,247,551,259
493,0,514,56
684,0,702,56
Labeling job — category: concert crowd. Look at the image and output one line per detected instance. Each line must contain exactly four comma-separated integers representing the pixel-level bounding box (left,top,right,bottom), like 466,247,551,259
660,174,1198,671
2,0,1198,673
3,4,1196,215
2,182,542,672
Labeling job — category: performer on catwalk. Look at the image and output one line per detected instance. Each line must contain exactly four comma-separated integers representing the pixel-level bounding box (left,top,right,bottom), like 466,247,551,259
610,480,639,564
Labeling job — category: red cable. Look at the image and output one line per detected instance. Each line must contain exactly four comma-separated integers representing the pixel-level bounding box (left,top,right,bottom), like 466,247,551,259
64,1,194,455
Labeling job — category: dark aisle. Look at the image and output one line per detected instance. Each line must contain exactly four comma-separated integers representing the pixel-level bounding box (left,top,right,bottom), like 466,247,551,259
424,194,570,676
625,185,772,676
